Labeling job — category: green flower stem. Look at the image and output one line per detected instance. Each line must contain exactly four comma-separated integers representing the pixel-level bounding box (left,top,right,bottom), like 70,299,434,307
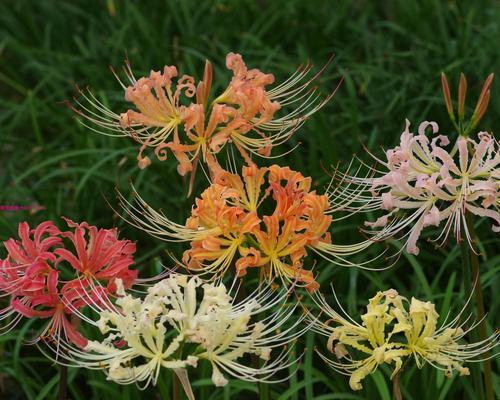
173,371,182,400
460,234,484,400
251,352,270,400
245,234,262,250
58,365,68,400
465,213,494,400
173,345,184,400
259,378,270,400
392,369,403,400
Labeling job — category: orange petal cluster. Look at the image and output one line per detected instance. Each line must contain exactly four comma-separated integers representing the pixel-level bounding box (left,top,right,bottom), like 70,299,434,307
181,164,333,291
71,53,333,184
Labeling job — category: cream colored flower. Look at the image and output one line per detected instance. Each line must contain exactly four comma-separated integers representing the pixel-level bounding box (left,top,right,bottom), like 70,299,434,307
312,289,407,390
311,288,499,391
391,297,496,378
47,274,306,397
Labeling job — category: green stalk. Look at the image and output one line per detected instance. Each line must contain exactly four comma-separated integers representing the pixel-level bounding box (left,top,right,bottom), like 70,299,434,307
173,371,182,400
460,233,484,400
257,273,270,400
464,213,494,400
58,365,68,400
172,343,185,400
392,369,403,400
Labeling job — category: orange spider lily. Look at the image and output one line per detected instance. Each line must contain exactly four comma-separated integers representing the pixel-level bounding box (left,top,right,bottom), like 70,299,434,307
119,164,378,291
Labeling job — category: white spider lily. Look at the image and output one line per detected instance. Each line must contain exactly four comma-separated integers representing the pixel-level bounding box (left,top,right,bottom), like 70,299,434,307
310,288,499,391
44,274,307,398
331,120,499,255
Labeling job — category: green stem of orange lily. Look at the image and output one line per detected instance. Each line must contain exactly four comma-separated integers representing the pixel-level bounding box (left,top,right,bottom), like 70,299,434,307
257,272,270,400
464,212,494,400
245,234,262,251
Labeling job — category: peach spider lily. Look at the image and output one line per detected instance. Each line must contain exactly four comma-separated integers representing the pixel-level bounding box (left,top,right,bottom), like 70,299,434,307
68,52,339,177
210,53,341,163
68,61,196,169
117,164,381,291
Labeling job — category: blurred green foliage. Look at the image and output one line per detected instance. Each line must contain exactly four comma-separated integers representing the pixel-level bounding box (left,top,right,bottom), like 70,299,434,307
0,0,498,399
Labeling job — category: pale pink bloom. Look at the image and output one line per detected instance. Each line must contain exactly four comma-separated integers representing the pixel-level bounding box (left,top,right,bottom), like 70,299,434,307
334,120,499,254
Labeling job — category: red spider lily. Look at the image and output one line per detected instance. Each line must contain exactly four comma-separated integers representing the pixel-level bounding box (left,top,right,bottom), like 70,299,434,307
55,218,137,293
0,219,137,348
0,221,61,297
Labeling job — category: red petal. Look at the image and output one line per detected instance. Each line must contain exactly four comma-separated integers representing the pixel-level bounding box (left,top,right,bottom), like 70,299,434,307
61,314,88,348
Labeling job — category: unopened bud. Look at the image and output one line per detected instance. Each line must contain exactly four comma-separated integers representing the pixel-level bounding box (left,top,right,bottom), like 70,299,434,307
441,72,454,119
458,73,467,121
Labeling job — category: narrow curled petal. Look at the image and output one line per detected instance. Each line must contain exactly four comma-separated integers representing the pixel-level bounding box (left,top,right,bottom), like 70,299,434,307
310,288,499,390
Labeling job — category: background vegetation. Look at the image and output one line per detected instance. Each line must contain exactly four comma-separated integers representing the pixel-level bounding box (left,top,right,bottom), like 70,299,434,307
0,0,498,399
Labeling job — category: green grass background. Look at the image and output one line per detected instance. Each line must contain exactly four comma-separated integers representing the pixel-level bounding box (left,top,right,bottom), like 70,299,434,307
0,0,499,399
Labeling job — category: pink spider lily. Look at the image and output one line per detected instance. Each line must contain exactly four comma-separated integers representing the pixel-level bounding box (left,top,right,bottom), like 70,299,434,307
0,219,137,349
332,120,499,255
68,53,338,184
117,164,380,291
